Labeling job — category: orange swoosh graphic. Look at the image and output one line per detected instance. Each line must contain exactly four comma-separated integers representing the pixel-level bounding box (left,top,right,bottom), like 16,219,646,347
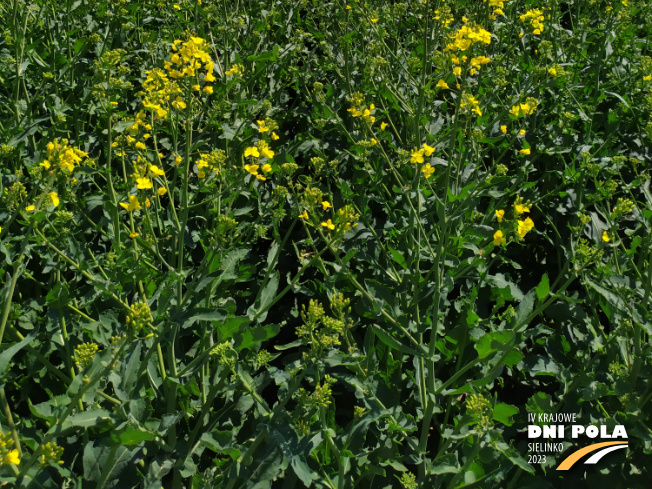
556,441,628,470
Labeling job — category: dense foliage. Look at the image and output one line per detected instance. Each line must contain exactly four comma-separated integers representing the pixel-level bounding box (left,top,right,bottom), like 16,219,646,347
1,0,651,487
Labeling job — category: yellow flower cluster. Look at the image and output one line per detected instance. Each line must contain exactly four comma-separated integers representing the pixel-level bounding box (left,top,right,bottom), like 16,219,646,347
486,0,507,18
196,149,226,179
165,37,215,88
520,9,545,35
493,197,536,246
0,432,20,467
131,156,165,191
257,118,280,140
225,64,244,77
451,54,491,77
120,195,142,212
469,55,490,75
38,441,64,467
140,37,214,119
517,217,535,237
73,342,99,369
509,97,539,117
126,301,153,332
347,93,376,124
410,143,435,164
460,93,483,116
141,68,180,119
348,104,376,123
40,139,89,173
118,156,167,212
445,25,491,52
244,123,279,181
299,198,359,234
433,8,454,27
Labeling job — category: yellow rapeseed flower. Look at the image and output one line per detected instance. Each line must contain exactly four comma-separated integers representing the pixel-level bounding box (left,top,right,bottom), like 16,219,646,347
422,143,435,156
136,177,153,189
517,217,535,237
519,148,531,155
496,209,505,222
380,122,388,130
299,210,309,220
257,141,274,159
157,187,168,196
321,201,332,210
172,97,186,110
244,164,259,176
436,79,449,89
150,165,165,177
120,195,141,212
422,163,435,179
4,449,20,465
25,205,35,212
48,192,60,208
244,147,260,158
321,219,335,230
500,125,507,134
411,149,425,164
257,120,269,133
493,230,506,246
602,231,610,242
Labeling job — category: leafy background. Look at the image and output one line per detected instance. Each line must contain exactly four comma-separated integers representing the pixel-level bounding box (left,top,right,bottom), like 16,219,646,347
1,0,651,487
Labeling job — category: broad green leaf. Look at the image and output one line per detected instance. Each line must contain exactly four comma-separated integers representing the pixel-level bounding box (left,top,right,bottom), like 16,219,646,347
247,272,280,323
536,273,549,301
234,323,280,351
475,331,514,359
0,332,37,375
115,429,155,446
493,403,519,426
65,409,113,429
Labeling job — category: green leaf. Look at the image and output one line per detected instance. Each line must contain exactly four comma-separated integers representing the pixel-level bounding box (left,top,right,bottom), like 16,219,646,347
247,272,279,323
234,323,280,351
0,332,37,376
488,274,524,300
115,429,155,446
514,289,536,331
522,355,560,376
494,441,534,473
535,274,549,301
180,309,226,329
493,403,519,426
221,316,250,340
372,325,424,357
475,331,514,359
64,409,114,429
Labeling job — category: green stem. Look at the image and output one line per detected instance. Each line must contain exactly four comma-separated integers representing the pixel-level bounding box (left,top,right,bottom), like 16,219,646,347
0,388,21,457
